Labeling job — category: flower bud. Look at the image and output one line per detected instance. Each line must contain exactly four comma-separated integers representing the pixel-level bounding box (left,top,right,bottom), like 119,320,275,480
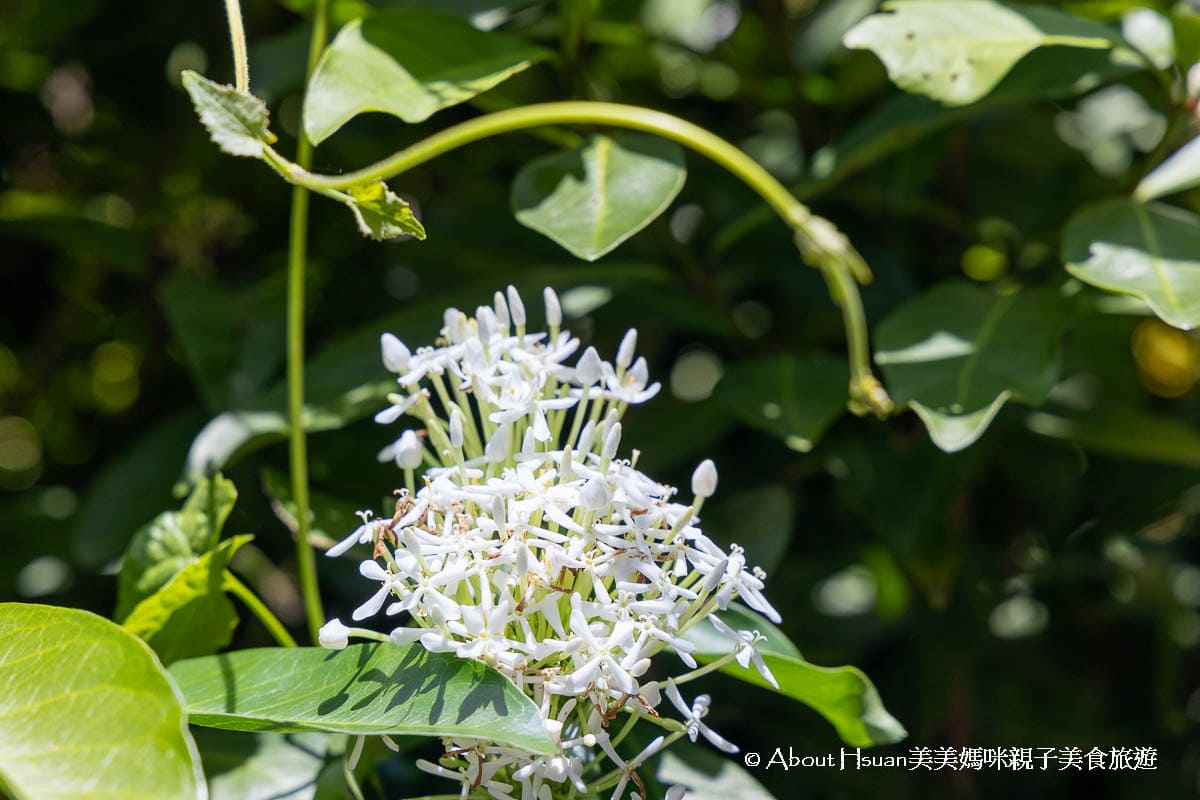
692,458,718,498
577,420,596,453
448,407,465,449
381,333,410,374
602,422,622,460
575,346,603,387
493,291,510,331
443,307,466,343
318,619,351,650
389,627,424,645
580,477,612,511
617,328,638,368
395,430,424,470
486,424,511,463
476,305,497,341
543,286,562,327
507,285,526,327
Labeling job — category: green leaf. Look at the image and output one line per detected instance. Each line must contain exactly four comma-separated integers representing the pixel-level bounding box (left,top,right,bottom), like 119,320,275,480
116,474,238,620
844,0,1119,106
1135,136,1200,201
875,282,1071,452
683,608,906,747
1026,407,1200,467
1063,199,1200,330
303,9,550,144
194,729,344,800
712,353,849,452
181,70,276,158
342,181,426,241
656,742,776,800
511,132,687,261
0,603,206,800
123,535,252,664
170,643,556,754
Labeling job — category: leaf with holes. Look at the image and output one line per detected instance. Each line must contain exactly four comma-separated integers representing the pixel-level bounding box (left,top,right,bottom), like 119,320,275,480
875,282,1072,452
843,0,1120,106
169,643,555,754
303,9,550,144
182,70,276,157
512,132,686,261
0,603,206,800
1063,199,1200,330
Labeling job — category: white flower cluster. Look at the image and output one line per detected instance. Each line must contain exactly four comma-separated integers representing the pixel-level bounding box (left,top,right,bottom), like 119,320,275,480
321,287,780,800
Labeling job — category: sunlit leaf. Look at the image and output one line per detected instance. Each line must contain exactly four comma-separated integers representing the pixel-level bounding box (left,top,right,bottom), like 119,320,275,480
683,607,906,747
511,132,686,261
1063,199,1200,330
116,475,238,620
844,0,1119,106
342,181,426,241
875,282,1071,452
712,353,849,452
181,70,276,157
122,535,252,664
1135,137,1200,202
0,603,206,800
170,643,556,754
303,9,550,144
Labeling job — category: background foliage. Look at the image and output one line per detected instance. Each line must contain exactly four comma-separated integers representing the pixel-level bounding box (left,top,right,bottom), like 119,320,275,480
1,0,1199,797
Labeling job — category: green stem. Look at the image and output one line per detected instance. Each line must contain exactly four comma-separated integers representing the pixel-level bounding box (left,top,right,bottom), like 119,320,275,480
262,101,892,417
286,0,331,645
223,0,250,94
224,571,298,648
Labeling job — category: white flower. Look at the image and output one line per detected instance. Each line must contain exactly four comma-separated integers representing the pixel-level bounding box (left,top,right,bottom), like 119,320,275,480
708,615,779,689
321,287,782,800
665,679,738,754
318,618,351,650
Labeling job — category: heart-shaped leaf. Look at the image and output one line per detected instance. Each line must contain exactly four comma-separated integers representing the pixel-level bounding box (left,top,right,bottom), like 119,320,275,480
0,603,206,800
182,70,276,157
874,281,1071,452
122,534,252,664
511,132,686,261
844,0,1119,106
170,643,555,754
683,608,906,747
1063,199,1200,330
303,9,550,144
116,475,237,620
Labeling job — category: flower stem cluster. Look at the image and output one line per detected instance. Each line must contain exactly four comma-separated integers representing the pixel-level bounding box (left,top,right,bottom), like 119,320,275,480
321,287,779,800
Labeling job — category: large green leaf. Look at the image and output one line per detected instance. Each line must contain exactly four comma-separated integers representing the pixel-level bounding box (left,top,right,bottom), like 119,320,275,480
844,0,1119,106
656,742,776,800
683,609,906,747
874,282,1071,452
194,729,344,800
0,603,206,800
123,535,252,664
1026,407,1200,467
1062,199,1200,330
712,353,849,452
170,644,555,754
181,70,276,157
303,9,550,144
511,132,687,261
116,475,237,620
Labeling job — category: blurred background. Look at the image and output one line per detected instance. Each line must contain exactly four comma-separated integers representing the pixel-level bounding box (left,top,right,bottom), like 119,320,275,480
1,0,1199,797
